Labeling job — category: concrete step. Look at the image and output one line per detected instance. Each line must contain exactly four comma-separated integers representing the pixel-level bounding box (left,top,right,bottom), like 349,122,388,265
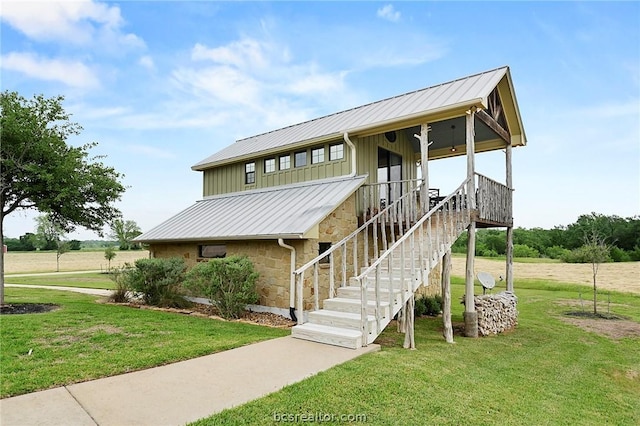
291,323,362,349
323,297,390,317
336,285,402,304
307,310,376,331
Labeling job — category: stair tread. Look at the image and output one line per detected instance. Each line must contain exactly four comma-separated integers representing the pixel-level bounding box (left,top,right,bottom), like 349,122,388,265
309,309,375,321
292,322,362,337
325,297,390,307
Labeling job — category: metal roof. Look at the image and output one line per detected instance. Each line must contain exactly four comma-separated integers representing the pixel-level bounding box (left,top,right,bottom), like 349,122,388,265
193,66,511,170
135,175,367,242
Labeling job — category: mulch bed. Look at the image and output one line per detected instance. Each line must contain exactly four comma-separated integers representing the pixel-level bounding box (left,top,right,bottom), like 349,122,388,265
0,303,60,315
109,301,297,329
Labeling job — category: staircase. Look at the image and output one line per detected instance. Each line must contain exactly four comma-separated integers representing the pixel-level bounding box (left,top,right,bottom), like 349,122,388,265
292,180,471,349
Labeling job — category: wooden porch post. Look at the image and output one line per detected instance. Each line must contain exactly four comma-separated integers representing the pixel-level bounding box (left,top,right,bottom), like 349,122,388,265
505,142,514,292
419,123,430,215
441,249,454,343
464,109,478,337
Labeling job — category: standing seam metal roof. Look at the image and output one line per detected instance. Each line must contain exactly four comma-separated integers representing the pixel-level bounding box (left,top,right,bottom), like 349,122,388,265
134,175,367,242
192,66,509,169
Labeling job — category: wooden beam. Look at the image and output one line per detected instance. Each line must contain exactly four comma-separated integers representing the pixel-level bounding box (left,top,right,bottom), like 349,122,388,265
476,109,511,144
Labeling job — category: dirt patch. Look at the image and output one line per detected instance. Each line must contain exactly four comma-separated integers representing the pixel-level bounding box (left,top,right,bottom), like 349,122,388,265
558,315,640,339
0,303,59,315
451,257,640,294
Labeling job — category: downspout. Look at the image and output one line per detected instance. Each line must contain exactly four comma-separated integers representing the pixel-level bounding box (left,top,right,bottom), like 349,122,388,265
278,238,297,322
343,132,357,177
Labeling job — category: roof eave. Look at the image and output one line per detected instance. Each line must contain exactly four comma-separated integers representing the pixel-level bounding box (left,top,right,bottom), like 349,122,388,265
191,99,485,171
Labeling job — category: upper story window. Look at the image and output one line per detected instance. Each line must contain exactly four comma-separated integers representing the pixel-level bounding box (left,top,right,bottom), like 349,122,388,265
294,151,307,168
279,155,291,170
264,158,276,173
329,143,344,161
311,147,325,164
245,162,255,184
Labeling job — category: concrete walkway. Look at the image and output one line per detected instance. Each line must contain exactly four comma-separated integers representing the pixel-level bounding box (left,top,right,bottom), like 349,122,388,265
1,337,379,425
1,284,380,425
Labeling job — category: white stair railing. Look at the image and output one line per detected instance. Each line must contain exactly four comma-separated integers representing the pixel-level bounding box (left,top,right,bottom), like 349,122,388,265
294,180,425,324
354,179,471,345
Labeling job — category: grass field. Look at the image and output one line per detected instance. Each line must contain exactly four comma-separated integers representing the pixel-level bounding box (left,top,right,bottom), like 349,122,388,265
191,278,640,425
0,287,288,398
5,273,116,289
3,250,149,274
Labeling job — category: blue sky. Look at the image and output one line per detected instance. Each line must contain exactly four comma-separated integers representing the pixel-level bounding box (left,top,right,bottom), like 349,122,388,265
1,1,639,240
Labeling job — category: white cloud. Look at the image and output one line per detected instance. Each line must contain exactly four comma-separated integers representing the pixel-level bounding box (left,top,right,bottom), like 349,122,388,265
377,4,401,23
0,0,144,49
139,55,156,71
0,52,100,89
191,39,270,69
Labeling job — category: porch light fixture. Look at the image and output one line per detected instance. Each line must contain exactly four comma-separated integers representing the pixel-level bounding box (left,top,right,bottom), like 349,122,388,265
450,125,456,152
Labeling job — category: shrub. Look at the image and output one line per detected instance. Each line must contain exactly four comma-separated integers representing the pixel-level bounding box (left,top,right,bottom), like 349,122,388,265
122,257,190,308
414,294,442,316
609,246,630,262
544,245,571,260
630,246,640,261
109,265,130,303
561,245,612,264
184,256,259,319
513,244,540,258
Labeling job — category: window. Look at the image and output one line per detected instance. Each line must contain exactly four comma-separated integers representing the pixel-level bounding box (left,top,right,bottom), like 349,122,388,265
245,162,255,184
294,151,307,168
329,143,344,161
319,242,332,264
199,244,226,258
264,158,276,173
311,147,325,164
279,155,291,170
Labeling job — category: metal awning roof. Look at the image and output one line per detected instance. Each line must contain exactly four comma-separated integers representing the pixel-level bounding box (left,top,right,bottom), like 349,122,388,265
193,66,525,170
134,175,367,243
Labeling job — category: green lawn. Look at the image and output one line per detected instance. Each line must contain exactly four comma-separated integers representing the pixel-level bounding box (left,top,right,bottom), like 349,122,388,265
0,288,288,398
192,278,640,425
5,272,116,289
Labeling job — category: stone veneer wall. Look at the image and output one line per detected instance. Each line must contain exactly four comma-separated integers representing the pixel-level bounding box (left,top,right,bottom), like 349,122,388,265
148,194,358,311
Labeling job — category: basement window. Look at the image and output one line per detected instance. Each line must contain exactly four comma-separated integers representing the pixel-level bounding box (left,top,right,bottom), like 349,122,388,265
199,244,226,258
319,242,331,264
245,162,255,184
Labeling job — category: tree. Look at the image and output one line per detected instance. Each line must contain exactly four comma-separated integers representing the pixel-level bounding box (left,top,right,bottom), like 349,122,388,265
0,91,126,304
104,246,116,271
34,214,69,271
34,214,65,251
110,219,142,250
582,230,611,315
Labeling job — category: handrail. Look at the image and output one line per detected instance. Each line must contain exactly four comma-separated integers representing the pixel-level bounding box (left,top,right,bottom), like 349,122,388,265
354,178,472,344
294,179,423,324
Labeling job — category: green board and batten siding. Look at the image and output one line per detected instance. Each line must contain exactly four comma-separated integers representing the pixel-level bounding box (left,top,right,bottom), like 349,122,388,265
202,132,417,198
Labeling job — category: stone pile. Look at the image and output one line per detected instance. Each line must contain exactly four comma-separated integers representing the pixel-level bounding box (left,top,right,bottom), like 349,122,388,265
474,291,518,336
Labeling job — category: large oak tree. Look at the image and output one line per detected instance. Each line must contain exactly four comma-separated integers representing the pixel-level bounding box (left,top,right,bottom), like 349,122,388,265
0,91,126,304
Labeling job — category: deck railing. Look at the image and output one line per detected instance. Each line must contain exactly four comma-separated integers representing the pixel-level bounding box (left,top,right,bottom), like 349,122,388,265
354,179,471,343
476,173,512,225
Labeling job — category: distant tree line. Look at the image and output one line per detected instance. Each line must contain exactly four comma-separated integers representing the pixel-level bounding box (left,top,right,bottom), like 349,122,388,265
451,213,640,262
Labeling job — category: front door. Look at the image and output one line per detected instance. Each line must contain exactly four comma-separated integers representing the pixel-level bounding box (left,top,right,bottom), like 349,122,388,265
377,147,402,208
